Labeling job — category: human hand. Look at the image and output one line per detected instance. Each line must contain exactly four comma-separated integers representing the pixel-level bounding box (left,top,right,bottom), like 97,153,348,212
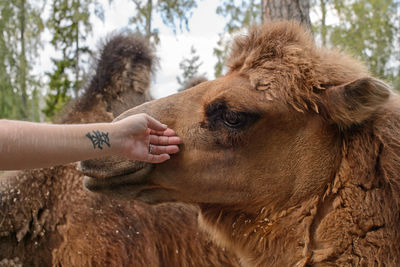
112,113,181,163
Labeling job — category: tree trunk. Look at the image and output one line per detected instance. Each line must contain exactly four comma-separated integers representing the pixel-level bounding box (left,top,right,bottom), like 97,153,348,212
74,0,80,98
74,24,80,97
146,0,152,41
31,88,40,122
18,0,28,119
262,0,312,31
320,0,327,45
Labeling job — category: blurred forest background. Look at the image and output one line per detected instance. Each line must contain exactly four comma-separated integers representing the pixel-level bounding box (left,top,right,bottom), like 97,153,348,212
0,0,399,122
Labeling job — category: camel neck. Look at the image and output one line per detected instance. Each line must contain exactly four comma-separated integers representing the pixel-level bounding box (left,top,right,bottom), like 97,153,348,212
198,199,320,266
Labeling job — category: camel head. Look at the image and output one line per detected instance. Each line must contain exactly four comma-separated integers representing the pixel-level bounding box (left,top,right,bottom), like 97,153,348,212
80,22,391,214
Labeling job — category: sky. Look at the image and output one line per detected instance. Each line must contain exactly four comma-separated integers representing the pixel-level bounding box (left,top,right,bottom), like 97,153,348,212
38,0,227,99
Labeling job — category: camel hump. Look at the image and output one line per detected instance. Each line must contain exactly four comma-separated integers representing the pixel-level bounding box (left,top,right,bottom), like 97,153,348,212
58,32,154,123
91,32,155,95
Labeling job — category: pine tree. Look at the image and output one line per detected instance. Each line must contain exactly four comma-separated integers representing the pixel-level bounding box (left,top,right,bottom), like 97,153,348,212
214,0,399,89
312,0,400,89
0,1,17,118
176,46,205,91
129,0,199,45
44,0,102,120
214,0,261,77
0,0,44,120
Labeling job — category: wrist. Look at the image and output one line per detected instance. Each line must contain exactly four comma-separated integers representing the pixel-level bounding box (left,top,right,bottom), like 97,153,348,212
83,123,117,157
107,122,126,156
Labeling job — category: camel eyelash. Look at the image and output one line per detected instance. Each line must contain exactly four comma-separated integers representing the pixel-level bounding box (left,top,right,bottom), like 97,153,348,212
202,100,260,140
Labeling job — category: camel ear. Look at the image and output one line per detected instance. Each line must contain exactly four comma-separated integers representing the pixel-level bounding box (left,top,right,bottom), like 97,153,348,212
322,77,391,128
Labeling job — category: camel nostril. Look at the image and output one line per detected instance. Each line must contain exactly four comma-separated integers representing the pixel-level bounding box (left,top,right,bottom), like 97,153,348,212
78,158,113,179
82,176,109,192
82,176,97,191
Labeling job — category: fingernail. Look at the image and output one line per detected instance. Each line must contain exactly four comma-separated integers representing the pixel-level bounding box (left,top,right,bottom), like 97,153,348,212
162,124,168,128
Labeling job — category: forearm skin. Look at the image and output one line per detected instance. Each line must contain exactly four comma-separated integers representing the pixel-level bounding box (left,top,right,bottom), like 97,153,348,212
0,120,119,170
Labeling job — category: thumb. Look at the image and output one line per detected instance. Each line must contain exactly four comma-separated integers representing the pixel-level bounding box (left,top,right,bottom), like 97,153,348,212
145,114,168,131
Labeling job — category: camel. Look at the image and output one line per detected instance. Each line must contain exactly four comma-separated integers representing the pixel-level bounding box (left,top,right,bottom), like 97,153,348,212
0,33,239,266
81,21,400,266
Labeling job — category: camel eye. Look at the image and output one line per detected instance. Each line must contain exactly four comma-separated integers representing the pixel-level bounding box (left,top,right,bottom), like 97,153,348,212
222,111,246,128
204,100,259,132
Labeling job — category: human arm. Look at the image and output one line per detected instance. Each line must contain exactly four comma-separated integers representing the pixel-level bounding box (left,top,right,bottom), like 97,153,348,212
0,114,181,170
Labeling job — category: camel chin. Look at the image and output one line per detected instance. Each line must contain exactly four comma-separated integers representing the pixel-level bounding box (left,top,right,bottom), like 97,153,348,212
83,168,181,204
83,177,176,204
82,163,155,196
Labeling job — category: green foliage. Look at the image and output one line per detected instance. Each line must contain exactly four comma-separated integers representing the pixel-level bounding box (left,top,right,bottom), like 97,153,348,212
213,33,232,77
129,0,199,45
0,0,44,120
0,1,17,118
42,59,72,120
214,0,261,77
331,0,398,81
0,68,20,119
176,46,205,91
45,0,102,120
47,0,92,51
157,0,197,33
215,0,400,88
216,0,261,34
30,87,41,122
312,0,400,89
22,1,45,59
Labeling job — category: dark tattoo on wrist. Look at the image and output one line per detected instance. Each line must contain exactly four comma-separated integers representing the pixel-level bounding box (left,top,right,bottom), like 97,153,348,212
86,130,110,149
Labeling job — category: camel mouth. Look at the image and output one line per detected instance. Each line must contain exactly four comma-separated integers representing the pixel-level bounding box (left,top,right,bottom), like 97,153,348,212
82,163,155,195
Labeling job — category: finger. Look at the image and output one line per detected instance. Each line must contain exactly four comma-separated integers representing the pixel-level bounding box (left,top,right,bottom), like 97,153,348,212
149,145,180,155
150,135,181,145
145,153,171,164
145,114,167,131
150,128,177,136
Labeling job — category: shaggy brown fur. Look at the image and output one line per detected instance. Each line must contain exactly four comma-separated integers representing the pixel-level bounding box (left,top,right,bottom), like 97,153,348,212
81,21,400,266
201,21,399,266
0,33,239,266
59,33,154,123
